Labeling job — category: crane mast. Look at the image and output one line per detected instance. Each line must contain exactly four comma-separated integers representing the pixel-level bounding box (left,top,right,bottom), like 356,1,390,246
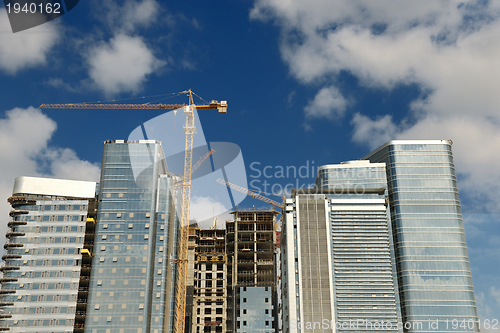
174,91,195,333
40,90,226,333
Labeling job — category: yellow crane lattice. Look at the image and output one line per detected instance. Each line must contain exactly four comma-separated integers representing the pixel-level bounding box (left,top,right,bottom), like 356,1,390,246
40,90,227,333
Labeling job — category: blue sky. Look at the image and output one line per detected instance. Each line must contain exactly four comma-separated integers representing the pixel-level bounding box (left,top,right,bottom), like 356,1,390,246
0,0,499,323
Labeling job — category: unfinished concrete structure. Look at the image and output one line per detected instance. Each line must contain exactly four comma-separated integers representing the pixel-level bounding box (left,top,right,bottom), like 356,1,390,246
190,227,227,333
226,210,279,333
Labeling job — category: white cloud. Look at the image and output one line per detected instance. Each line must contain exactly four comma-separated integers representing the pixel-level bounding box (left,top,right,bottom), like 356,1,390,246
251,0,500,213
304,86,348,119
491,287,500,306
190,196,232,229
351,113,397,149
476,288,500,333
86,34,166,95
0,9,61,74
0,107,100,254
96,0,160,34
351,114,500,212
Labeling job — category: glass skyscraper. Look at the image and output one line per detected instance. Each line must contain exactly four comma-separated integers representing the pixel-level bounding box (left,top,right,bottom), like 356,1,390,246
84,140,180,333
281,140,479,333
0,176,97,332
363,140,479,332
281,160,399,333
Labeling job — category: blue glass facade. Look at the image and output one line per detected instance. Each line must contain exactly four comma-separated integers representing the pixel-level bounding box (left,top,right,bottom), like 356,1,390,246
363,140,479,332
0,177,97,332
84,140,180,333
237,287,274,333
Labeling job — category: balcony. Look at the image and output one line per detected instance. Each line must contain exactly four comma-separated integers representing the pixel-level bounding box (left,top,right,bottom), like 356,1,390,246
0,266,20,272
5,232,25,239
7,221,27,227
9,209,29,217
0,302,14,307
3,242,23,249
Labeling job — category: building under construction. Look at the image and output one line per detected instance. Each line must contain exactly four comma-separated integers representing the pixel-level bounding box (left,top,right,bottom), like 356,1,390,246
184,210,279,333
189,225,228,333
226,210,279,333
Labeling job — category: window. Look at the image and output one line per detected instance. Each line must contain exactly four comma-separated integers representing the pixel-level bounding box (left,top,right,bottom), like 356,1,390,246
128,223,133,229
243,309,247,314
129,212,134,218
265,309,269,314
265,298,269,303
243,321,247,326
216,308,223,314
266,321,269,326
243,298,246,303
117,213,122,218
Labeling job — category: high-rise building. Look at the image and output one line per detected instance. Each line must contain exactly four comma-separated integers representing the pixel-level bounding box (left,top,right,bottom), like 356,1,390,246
0,176,97,332
281,140,479,333
281,161,399,333
84,140,180,333
363,140,479,331
226,210,278,333
190,226,228,333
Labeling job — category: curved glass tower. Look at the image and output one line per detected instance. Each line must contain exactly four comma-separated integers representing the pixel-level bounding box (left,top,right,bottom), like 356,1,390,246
363,140,479,332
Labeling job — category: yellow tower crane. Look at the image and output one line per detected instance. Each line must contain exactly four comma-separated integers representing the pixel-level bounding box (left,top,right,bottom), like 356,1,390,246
216,178,284,209
40,90,226,333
